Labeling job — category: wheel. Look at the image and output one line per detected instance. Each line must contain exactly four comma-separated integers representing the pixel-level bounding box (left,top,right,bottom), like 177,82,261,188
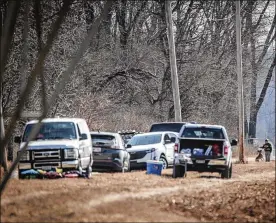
86,155,93,178
173,164,186,178
78,161,83,174
86,166,92,178
221,164,232,179
122,159,130,173
159,155,168,169
18,172,24,179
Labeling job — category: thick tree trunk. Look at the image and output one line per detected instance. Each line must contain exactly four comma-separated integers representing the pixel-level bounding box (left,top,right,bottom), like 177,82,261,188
244,107,249,138
0,88,8,171
0,3,8,171
247,1,275,138
248,0,257,138
118,0,127,50
248,112,257,138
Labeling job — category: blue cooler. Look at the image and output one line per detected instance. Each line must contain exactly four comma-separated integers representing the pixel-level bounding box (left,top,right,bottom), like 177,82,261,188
146,160,163,176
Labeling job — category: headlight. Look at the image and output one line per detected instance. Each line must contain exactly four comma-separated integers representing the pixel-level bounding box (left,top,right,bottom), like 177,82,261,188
64,148,78,159
146,148,156,153
18,150,30,161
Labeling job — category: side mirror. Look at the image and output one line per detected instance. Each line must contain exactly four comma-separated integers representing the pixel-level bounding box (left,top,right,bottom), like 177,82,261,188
80,133,88,140
14,136,21,144
170,137,176,143
231,139,238,146
126,144,132,148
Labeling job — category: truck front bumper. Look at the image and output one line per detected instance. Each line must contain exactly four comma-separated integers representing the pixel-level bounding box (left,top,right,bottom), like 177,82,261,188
18,160,79,170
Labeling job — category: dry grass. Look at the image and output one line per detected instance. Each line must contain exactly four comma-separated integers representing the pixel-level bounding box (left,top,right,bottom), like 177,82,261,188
1,161,274,223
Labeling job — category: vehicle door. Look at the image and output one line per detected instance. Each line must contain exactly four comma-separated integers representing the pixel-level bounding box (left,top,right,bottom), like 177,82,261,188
164,133,177,164
76,121,91,167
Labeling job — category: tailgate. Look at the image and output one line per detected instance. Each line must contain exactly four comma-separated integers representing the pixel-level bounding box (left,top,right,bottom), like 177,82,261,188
180,138,225,159
93,146,120,161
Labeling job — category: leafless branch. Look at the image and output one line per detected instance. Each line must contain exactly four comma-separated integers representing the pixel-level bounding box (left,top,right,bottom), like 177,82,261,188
0,0,114,195
0,0,21,82
0,0,74,195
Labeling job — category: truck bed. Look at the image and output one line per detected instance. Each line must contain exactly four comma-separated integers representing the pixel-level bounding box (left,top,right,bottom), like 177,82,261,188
179,138,225,159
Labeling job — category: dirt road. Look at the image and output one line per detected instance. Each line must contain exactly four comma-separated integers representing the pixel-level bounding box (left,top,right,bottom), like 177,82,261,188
1,161,275,222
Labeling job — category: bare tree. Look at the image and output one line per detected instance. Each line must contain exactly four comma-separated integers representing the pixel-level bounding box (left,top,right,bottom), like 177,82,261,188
246,0,275,138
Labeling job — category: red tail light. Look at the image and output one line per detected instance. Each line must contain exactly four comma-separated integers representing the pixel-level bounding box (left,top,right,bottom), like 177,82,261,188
224,145,229,155
174,143,179,152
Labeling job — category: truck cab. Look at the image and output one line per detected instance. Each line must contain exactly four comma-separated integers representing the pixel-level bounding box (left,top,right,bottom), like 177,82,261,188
14,118,93,178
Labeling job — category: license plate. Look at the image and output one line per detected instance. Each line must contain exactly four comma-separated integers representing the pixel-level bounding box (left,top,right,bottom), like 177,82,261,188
41,166,52,170
196,160,205,164
93,147,101,152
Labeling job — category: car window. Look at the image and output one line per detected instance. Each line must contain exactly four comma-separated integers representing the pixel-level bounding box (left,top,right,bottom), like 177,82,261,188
23,122,77,141
164,134,170,141
76,124,82,137
91,134,116,146
128,134,162,146
150,123,185,133
78,121,89,136
120,133,136,144
118,135,125,147
181,127,225,139
169,133,177,139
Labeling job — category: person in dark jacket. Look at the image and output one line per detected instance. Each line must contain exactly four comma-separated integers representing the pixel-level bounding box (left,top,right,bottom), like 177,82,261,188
260,139,272,162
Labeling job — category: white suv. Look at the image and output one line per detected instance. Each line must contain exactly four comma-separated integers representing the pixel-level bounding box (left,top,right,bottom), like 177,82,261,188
126,132,178,170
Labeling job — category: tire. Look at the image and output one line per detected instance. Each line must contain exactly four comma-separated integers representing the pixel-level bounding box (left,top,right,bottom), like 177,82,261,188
173,164,186,178
18,172,23,179
123,159,130,173
78,161,83,174
86,166,92,178
159,155,168,169
86,155,93,178
221,164,232,179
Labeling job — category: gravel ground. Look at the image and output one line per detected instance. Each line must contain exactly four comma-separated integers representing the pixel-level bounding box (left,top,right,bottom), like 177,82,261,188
1,160,275,222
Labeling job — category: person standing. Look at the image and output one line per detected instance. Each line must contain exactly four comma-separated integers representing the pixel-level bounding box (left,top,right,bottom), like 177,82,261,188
260,139,272,162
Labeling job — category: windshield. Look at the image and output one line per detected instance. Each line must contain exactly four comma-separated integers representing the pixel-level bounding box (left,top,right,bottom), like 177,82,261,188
128,134,162,146
22,122,77,141
181,127,225,139
150,123,185,133
91,134,116,146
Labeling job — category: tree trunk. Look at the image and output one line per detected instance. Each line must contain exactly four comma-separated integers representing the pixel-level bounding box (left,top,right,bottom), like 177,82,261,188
248,0,257,138
118,0,127,50
0,84,8,171
0,3,8,171
244,104,249,138
248,112,257,138
247,0,275,138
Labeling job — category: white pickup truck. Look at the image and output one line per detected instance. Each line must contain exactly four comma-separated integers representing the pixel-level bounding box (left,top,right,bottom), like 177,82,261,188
173,124,237,179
